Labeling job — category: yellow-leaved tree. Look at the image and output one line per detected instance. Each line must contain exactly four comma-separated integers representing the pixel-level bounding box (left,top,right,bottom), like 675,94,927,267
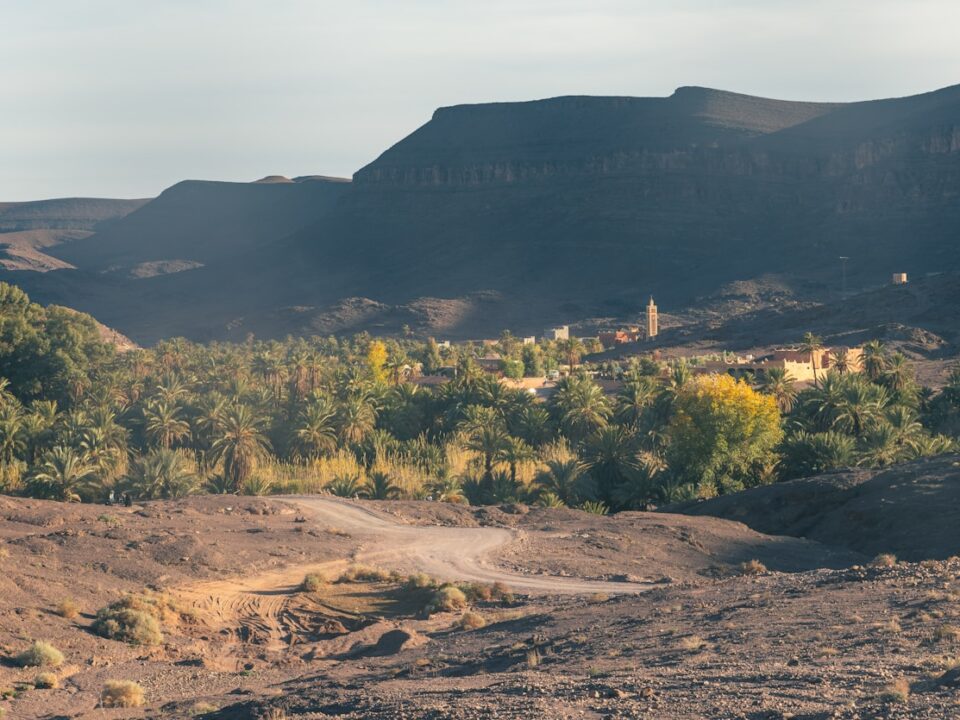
366,340,388,384
666,373,782,497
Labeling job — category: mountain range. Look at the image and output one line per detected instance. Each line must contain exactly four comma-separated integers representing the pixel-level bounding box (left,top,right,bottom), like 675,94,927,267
2,83,959,343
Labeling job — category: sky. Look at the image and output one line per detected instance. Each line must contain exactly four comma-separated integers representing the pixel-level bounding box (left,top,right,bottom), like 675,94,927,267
2,0,959,200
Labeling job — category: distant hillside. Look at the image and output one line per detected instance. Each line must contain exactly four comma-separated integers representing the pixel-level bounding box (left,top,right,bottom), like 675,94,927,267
0,197,147,232
3,84,960,342
667,454,960,561
51,176,350,274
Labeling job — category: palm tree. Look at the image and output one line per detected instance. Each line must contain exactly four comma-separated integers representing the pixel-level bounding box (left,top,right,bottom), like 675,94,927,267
799,332,824,386
501,436,535,486
327,473,362,498
462,417,510,491
757,367,797,414
123,448,199,499
210,404,271,492
832,377,888,438
0,402,25,465
862,340,888,382
858,421,903,468
292,397,338,460
336,392,378,445
557,337,585,369
513,405,553,448
615,375,659,428
583,425,641,503
361,470,400,499
830,347,851,375
883,352,914,394
143,400,190,449
535,458,589,506
550,374,611,444
429,475,466,504
28,446,98,502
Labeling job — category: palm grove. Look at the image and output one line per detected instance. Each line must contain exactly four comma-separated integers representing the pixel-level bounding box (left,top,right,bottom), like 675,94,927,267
1,283,958,511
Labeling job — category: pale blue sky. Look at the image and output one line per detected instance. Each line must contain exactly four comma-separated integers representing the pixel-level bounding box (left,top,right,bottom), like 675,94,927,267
2,0,959,200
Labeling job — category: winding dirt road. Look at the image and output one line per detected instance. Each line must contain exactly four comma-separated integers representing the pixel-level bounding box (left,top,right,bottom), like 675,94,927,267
175,497,650,653
288,496,652,595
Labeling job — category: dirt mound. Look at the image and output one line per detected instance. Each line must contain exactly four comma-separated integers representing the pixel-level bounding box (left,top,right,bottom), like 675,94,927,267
669,454,960,560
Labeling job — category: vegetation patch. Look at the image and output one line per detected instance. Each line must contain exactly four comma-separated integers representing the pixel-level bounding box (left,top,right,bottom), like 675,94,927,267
14,641,64,668
301,572,328,593
457,611,487,630
92,592,183,645
33,673,58,689
101,679,145,708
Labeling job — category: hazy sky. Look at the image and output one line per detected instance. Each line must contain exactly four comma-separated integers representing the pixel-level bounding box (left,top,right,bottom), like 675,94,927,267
2,0,959,200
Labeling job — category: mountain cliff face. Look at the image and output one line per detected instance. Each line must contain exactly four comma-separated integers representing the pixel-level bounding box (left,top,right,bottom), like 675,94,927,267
2,85,959,342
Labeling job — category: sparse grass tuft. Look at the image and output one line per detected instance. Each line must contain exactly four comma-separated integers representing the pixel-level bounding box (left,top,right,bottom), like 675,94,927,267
678,635,707,652
15,641,64,668
101,680,145,708
492,581,514,603
457,611,487,631
301,572,327,593
874,619,903,634
738,559,767,575
935,625,960,643
338,564,392,583
56,598,79,619
871,553,898,568
191,701,219,714
33,672,58,689
878,678,910,703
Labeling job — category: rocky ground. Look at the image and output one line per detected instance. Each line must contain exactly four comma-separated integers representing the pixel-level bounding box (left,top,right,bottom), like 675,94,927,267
0,482,958,719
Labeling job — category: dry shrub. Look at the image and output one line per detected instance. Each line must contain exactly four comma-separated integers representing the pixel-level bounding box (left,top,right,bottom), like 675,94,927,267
871,553,898,568
301,572,327,593
406,573,436,590
101,679,145,708
56,598,79,619
678,635,707,652
15,641,64,668
191,701,219,714
92,592,181,646
878,678,910,703
934,624,960,643
738,559,767,575
33,672,58,689
460,582,493,602
875,619,902,634
427,585,468,614
458,611,487,631
339,564,392,583
492,581,514,603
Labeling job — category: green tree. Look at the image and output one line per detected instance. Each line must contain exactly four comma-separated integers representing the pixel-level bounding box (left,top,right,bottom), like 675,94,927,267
210,405,271,492
667,374,782,496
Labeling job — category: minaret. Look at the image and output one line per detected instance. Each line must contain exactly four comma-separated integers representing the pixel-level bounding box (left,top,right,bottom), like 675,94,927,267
646,296,658,340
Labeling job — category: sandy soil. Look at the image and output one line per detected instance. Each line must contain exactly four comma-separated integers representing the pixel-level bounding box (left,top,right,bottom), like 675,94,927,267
0,489,955,719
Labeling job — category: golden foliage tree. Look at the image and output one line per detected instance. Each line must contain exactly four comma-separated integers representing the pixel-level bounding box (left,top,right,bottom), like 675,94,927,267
666,373,782,496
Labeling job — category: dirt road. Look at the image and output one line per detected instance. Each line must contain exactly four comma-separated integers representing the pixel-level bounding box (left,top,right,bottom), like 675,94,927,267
174,497,650,652
288,496,653,595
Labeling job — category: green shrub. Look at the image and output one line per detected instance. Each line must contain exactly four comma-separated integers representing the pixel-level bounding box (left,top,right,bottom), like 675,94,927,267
101,679,145,708
14,641,64,668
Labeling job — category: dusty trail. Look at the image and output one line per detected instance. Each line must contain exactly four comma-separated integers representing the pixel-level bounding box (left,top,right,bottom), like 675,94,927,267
175,497,651,652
